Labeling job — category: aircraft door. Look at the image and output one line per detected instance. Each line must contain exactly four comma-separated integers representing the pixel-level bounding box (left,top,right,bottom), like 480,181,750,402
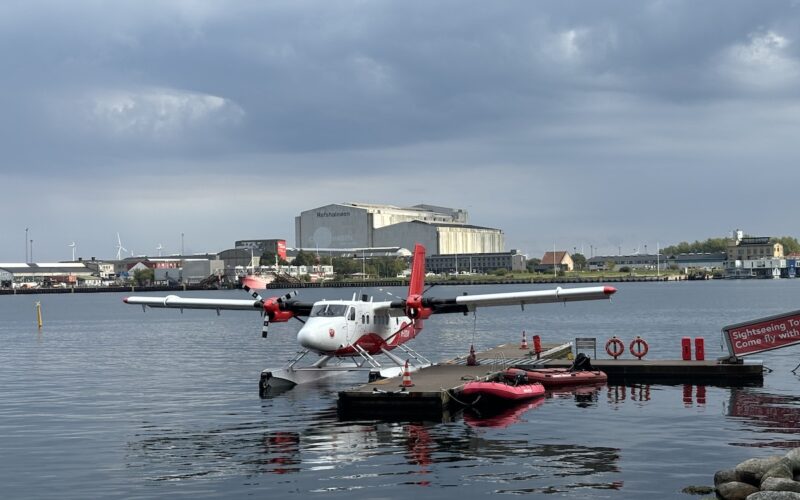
345,306,356,345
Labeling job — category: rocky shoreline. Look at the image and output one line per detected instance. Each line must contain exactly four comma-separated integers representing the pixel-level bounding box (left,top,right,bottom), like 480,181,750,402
714,449,800,499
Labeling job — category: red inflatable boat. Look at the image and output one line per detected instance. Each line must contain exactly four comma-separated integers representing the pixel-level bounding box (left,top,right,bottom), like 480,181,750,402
461,379,545,404
504,367,607,388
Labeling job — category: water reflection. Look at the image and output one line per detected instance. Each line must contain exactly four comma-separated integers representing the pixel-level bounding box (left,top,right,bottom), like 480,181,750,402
548,383,607,408
261,431,301,475
727,388,800,448
463,398,546,428
682,384,706,406
127,401,624,494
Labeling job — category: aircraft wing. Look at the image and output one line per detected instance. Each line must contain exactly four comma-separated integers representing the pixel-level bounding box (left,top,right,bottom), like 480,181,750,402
446,285,616,311
124,295,262,311
123,294,315,316
384,285,615,315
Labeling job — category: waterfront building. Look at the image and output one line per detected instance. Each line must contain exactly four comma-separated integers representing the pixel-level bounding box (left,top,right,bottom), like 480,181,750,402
0,262,95,287
234,239,287,260
425,250,527,274
539,251,574,272
726,230,783,261
82,259,115,279
587,254,667,271
295,202,504,255
724,229,786,278
182,259,224,284
668,252,727,271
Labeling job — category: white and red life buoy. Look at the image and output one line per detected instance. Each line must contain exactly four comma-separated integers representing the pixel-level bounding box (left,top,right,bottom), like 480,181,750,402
605,336,625,359
629,336,649,359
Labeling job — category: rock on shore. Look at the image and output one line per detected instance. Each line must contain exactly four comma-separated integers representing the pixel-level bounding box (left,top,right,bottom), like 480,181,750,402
716,450,800,499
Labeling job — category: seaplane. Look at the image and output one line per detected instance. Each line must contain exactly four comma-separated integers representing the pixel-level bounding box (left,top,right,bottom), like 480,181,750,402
123,244,616,396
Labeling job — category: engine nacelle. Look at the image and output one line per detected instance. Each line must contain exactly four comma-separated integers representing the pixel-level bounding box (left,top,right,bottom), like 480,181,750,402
263,298,295,322
405,294,432,320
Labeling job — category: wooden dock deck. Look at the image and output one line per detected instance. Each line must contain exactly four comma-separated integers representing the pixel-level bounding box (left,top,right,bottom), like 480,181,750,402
337,342,764,420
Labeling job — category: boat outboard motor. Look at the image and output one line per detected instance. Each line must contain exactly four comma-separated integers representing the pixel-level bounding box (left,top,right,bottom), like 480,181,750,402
512,371,528,386
569,353,594,372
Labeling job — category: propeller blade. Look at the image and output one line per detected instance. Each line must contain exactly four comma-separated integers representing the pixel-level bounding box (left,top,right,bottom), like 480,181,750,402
277,291,297,304
243,285,264,303
262,316,269,339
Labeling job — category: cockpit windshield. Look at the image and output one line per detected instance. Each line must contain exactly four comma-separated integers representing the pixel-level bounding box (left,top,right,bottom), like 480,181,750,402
310,303,348,317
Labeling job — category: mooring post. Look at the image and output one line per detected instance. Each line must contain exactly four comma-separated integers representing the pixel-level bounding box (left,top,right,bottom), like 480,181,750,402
35,301,42,329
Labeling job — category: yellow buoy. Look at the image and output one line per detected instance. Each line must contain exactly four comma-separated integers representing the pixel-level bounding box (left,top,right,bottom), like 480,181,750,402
35,301,43,329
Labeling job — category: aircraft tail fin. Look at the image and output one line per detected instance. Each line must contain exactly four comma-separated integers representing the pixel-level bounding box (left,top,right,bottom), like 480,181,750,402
408,243,426,297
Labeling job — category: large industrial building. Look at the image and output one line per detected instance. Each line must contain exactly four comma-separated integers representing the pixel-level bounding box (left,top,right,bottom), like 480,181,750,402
295,203,504,255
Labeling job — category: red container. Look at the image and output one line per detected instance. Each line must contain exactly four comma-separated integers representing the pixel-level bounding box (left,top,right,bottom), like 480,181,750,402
694,337,705,361
681,337,692,361
532,335,542,356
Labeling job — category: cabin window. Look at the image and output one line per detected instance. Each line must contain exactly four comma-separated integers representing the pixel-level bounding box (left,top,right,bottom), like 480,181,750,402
310,304,348,317
348,308,355,321
361,315,365,324
366,315,369,325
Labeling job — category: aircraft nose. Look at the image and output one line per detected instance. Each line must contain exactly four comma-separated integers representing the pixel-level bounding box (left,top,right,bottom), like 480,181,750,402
297,320,341,352
297,326,317,350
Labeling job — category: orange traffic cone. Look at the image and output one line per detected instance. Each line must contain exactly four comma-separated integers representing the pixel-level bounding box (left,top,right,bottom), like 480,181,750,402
519,330,529,349
400,360,415,388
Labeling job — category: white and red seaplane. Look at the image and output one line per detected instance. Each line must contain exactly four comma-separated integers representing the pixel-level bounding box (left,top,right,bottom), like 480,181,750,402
124,244,616,396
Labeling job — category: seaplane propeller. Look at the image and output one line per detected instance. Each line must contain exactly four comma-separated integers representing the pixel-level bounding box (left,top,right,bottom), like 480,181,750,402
243,286,300,338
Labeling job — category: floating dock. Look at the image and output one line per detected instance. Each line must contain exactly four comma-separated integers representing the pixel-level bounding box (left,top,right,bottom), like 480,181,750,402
337,342,764,420
539,358,763,384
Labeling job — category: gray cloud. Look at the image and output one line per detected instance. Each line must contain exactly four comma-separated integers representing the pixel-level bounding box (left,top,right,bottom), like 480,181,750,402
2,1,800,260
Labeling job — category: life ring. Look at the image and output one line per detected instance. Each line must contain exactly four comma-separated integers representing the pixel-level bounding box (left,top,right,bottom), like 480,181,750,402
629,336,649,359
605,337,625,359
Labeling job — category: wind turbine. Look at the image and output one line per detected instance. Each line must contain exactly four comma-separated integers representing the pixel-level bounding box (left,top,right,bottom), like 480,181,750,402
68,242,77,261
156,243,163,257
116,233,128,260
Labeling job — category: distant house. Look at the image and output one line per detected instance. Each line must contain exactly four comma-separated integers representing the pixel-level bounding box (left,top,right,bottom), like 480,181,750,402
538,251,574,272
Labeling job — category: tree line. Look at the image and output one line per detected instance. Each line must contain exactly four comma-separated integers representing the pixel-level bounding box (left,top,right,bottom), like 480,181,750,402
661,236,800,255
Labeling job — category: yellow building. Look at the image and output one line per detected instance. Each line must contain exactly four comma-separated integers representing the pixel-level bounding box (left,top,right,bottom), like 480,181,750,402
540,251,574,272
726,235,783,261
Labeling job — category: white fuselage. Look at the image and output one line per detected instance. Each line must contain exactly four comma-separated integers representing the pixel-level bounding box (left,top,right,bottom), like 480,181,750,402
296,299,419,356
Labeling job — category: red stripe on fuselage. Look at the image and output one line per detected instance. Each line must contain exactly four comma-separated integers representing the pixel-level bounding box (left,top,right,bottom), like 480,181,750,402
333,320,423,356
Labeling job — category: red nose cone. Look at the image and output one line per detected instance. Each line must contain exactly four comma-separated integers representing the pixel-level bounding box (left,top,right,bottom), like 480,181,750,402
122,297,129,303
603,286,617,295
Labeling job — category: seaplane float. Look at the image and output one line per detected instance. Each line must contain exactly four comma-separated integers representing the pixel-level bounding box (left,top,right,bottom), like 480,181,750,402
123,244,616,396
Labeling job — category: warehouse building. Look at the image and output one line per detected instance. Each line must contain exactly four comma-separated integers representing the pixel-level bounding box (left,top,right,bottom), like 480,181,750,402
426,250,527,274
234,239,287,260
0,262,96,287
295,202,503,255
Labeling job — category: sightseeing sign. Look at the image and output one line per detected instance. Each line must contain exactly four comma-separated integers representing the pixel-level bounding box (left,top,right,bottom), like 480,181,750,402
722,310,800,358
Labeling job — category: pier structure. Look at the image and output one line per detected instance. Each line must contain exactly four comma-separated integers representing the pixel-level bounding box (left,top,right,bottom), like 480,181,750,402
337,341,764,420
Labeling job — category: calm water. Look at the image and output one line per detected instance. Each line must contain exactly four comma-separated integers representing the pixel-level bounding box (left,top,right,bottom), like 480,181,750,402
2,281,800,498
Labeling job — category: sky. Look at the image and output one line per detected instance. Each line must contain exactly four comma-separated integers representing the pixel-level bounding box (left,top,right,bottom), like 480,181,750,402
3,0,800,262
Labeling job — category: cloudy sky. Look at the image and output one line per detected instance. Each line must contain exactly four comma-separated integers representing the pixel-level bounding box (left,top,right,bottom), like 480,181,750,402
3,0,800,262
